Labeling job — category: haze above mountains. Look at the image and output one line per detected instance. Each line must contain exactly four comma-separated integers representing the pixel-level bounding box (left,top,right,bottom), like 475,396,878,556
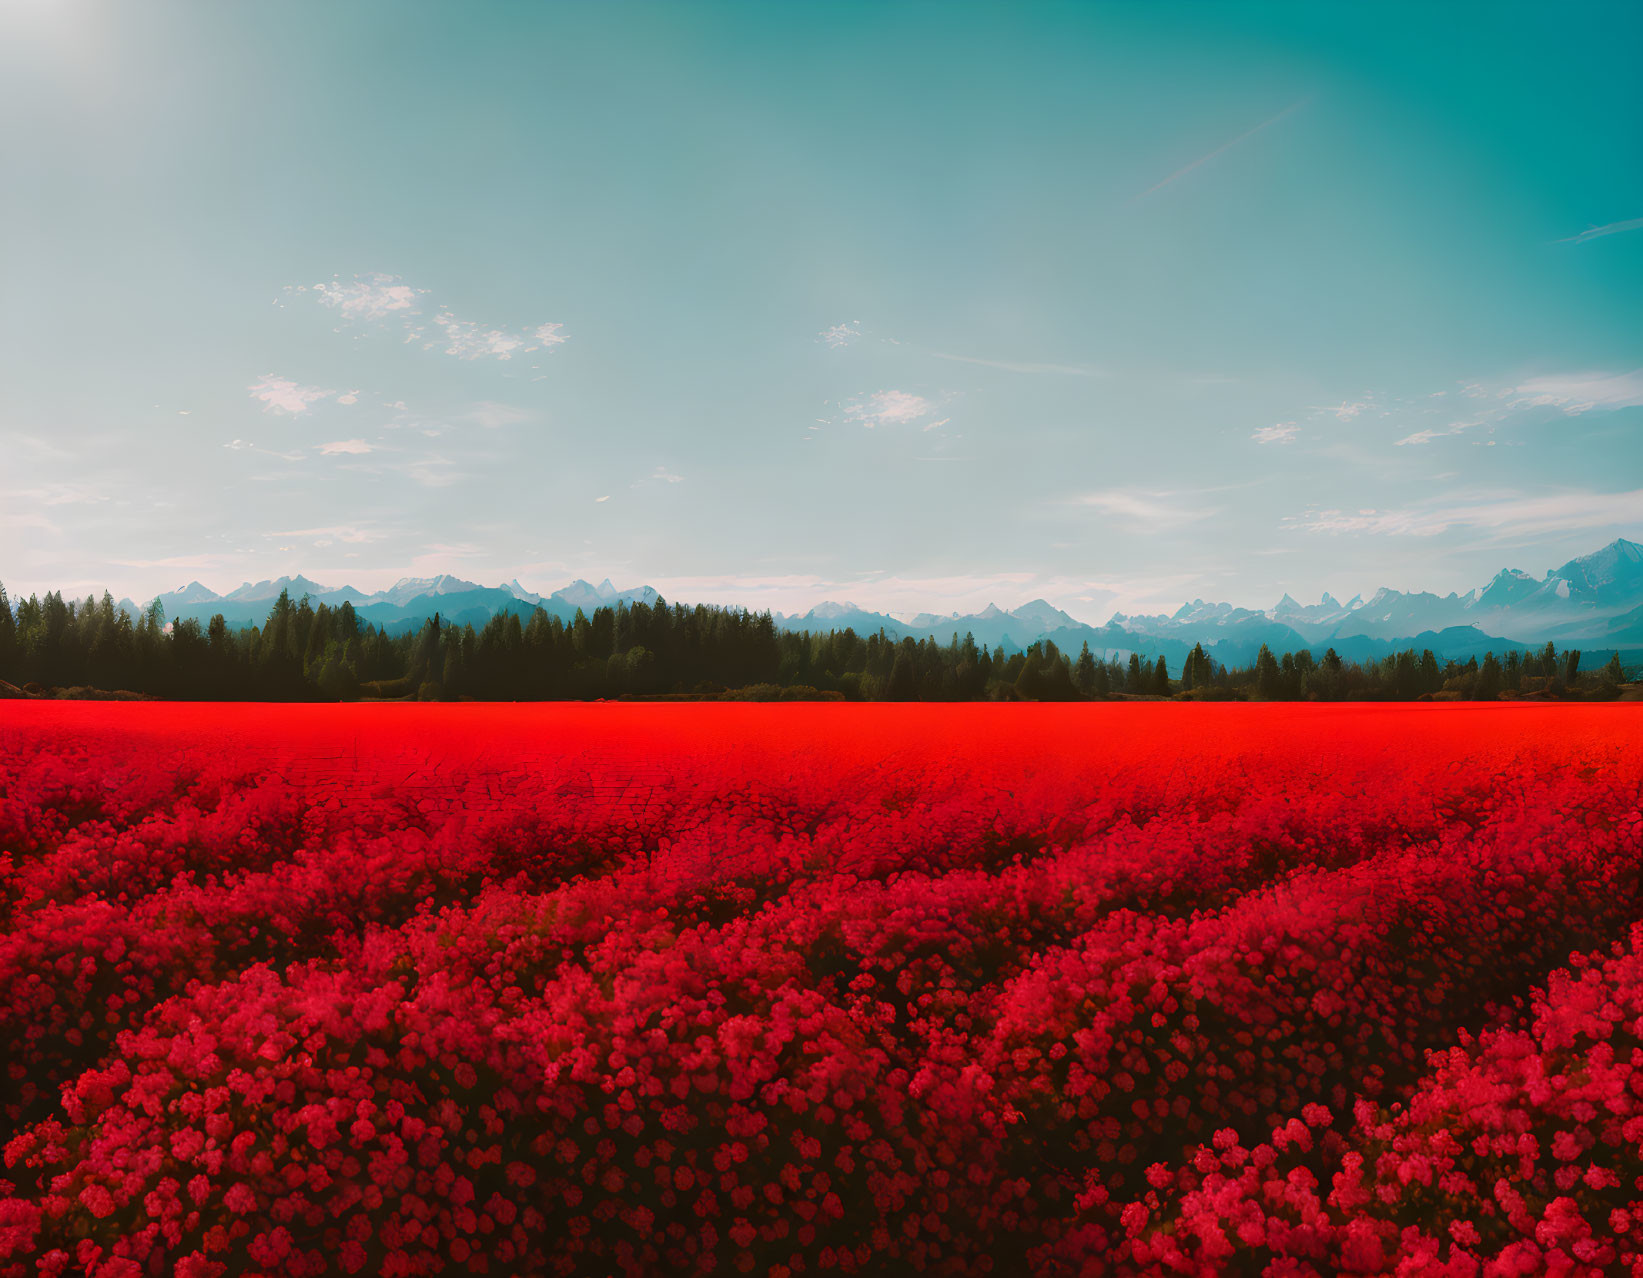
128,538,1643,664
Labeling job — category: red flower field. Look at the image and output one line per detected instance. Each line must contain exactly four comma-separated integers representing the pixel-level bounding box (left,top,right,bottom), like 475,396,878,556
1,702,1641,1276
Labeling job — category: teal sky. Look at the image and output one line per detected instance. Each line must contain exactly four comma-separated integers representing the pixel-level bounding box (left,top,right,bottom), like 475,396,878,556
4,1,1641,619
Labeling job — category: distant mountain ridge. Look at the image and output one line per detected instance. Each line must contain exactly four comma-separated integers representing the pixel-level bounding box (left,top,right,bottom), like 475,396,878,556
146,575,662,637
130,538,1643,657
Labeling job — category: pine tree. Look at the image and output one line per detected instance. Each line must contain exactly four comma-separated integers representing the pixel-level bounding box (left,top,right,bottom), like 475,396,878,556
1074,642,1096,695
886,645,917,701
1475,651,1502,701
1254,644,1280,699
1419,649,1442,695
1182,642,1209,690
0,581,15,674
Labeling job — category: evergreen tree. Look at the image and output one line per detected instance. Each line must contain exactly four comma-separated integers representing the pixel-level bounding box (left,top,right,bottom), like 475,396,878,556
1182,642,1209,691
1074,642,1096,695
0,581,15,673
1475,651,1502,701
886,645,917,701
1254,644,1280,699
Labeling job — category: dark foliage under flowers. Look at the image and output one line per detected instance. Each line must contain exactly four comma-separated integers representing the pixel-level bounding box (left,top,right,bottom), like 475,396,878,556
0,702,1640,1276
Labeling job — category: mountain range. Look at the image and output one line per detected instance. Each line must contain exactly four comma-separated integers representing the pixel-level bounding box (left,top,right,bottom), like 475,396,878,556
127,538,1643,663
143,575,660,637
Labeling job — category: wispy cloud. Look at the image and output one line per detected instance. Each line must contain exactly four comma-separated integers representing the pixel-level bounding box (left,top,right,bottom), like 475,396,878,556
464,401,533,428
844,389,939,427
1072,488,1214,530
820,321,861,349
1394,419,1488,446
1136,98,1308,201
2,431,79,461
632,465,684,487
310,273,424,320
1510,370,1643,414
1285,371,1637,452
318,439,375,456
4,481,112,506
1310,396,1376,422
407,543,487,577
224,438,305,462
268,524,383,545
399,454,465,488
108,553,241,574
1293,487,1643,537
248,375,331,416
290,273,569,362
435,313,566,361
1556,216,1643,245
931,351,1100,376
1252,422,1298,444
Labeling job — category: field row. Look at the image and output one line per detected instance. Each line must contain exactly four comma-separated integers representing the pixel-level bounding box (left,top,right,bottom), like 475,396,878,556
0,703,1640,1275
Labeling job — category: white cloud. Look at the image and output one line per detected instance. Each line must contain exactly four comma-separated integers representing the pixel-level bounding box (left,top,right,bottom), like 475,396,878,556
845,389,937,427
336,390,360,406
1311,397,1375,422
1072,488,1213,529
1394,419,1487,446
1252,422,1298,444
224,438,304,462
433,312,567,361
595,495,611,503
295,274,568,362
1293,487,1643,537
311,273,424,320
433,312,526,360
1556,217,1643,245
318,439,375,455
1510,370,1643,414
248,375,331,416
820,322,861,349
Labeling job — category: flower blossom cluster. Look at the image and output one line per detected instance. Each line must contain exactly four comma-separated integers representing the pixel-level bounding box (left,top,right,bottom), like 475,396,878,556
0,702,1639,1275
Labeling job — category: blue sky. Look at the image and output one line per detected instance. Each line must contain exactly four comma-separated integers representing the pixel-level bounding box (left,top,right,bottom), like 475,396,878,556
3,0,1640,620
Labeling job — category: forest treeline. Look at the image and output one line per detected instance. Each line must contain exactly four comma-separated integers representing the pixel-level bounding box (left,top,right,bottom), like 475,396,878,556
0,583,1631,702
